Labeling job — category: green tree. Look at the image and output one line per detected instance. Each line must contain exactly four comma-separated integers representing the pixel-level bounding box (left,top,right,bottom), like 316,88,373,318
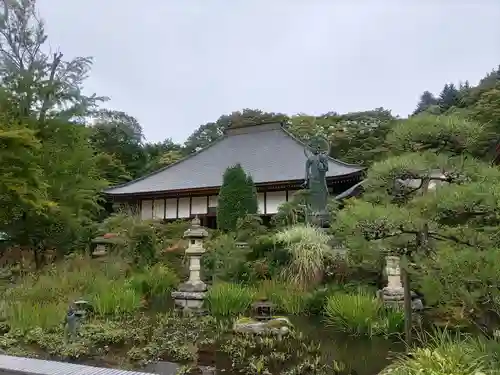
412,91,438,115
0,0,106,123
288,108,395,166
9,118,107,265
334,114,500,341
217,164,258,232
184,108,288,153
141,139,185,174
438,83,460,112
0,0,109,265
0,115,49,227
89,109,147,180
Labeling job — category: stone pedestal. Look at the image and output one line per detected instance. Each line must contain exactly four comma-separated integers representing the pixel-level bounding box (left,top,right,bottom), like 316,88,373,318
380,255,405,308
171,217,209,312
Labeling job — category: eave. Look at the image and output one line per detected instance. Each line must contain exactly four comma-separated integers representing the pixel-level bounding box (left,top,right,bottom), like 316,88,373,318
106,171,364,200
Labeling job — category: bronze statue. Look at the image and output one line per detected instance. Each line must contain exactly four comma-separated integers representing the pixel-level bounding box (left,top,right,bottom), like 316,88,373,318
303,135,330,227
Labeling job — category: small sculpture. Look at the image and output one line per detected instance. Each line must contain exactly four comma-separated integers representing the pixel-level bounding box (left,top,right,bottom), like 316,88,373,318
63,304,78,342
303,135,330,227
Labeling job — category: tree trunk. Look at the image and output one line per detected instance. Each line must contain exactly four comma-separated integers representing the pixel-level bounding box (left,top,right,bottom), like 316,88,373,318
402,261,412,345
403,177,431,347
33,244,41,269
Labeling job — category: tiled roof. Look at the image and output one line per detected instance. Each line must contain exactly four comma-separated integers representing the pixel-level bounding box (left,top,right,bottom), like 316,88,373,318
105,123,363,196
0,354,156,375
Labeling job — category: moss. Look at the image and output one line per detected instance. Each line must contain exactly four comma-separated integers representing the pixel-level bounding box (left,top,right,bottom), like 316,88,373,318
265,318,292,329
235,317,257,324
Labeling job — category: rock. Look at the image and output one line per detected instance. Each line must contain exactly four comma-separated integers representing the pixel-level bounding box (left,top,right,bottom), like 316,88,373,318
233,317,292,337
199,365,216,375
411,298,424,312
145,360,180,374
0,268,12,280
279,326,290,335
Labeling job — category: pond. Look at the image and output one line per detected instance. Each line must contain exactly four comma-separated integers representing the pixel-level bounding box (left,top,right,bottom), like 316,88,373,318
291,316,404,375
1,291,405,375
143,302,404,375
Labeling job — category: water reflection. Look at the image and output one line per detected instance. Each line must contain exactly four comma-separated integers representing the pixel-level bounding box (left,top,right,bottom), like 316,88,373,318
291,316,405,375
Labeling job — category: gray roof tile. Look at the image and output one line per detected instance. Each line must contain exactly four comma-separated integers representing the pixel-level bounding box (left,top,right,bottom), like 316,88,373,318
105,124,363,195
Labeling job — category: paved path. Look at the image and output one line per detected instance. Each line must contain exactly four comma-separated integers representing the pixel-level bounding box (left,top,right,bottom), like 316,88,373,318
0,355,158,375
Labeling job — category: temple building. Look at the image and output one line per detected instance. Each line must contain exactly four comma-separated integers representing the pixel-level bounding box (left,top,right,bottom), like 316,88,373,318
104,122,364,228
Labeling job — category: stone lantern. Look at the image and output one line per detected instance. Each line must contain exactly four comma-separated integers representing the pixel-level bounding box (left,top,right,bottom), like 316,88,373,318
171,216,209,312
252,298,273,321
380,255,405,308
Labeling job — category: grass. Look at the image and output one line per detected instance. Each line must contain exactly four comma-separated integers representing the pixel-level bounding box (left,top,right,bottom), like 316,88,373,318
205,280,327,316
0,255,178,331
324,290,404,337
256,279,310,315
274,224,331,289
205,282,255,317
382,329,500,375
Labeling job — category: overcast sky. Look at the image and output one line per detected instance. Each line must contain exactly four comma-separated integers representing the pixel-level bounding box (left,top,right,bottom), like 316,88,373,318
37,0,500,144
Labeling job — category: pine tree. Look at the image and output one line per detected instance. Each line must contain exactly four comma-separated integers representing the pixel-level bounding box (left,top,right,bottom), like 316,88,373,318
217,164,258,231
438,83,460,112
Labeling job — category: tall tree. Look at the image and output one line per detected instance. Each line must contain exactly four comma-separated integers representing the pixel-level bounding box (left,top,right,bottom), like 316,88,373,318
184,108,288,153
89,109,147,180
217,164,258,232
141,138,185,174
0,0,108,265
413,91,438,115
0,104,48,227
288,108,395,166
438,83,460,112
0,0,106,124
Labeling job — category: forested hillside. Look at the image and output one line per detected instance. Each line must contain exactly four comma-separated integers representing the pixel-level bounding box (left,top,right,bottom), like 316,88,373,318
0,0,499,265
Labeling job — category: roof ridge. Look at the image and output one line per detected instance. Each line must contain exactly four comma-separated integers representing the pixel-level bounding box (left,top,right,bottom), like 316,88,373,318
104,134,229,193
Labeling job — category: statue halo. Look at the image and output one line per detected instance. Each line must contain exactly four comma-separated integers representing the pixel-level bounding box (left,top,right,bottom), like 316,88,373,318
303,134,331,159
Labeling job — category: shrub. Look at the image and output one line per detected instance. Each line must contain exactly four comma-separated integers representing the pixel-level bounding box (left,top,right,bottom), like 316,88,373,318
324,291,404,337
205,283,255,317
246,234,290,281
272,191,340,228
271,190,309,227
235,214,267,242
127,222,158,266
155,220,191,241
274,224,331,289
217,164,258,232
98,214,160,266
203,234,249,283
306,287,333,315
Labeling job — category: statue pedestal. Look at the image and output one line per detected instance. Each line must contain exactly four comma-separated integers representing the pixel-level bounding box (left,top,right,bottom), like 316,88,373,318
308,210,330,228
